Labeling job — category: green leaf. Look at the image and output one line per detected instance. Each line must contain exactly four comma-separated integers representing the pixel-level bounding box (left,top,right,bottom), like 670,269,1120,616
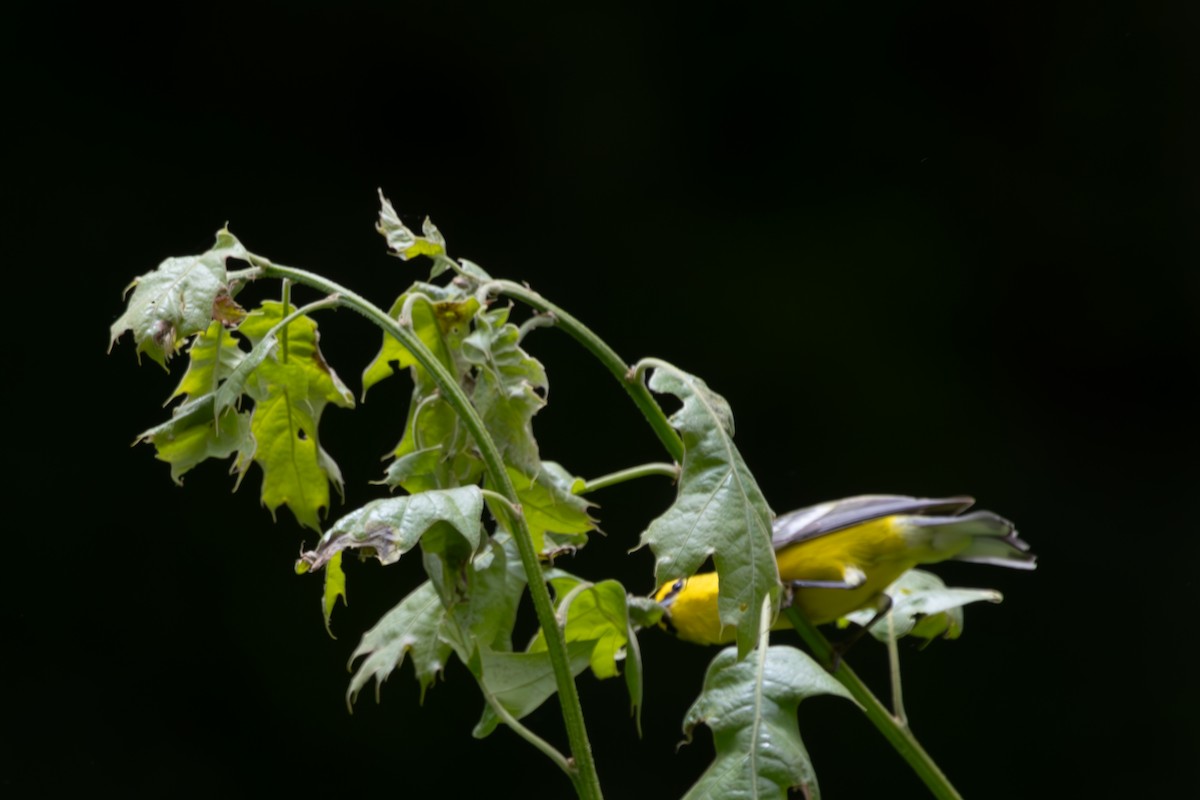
169,322,246,401
472,641,596,739
682,645,854,800
639,364,780,657
109,228,245,367
141,406,251,484
321,551,347,638
529,577,629,680
498,463,595,554
462,310,547,475
347,580,451,707
441,533,526,660
377,190,448,269
842,569,1003,642
297,486,484,571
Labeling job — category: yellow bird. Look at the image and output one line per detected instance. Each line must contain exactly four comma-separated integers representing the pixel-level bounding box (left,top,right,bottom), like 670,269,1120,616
655,495,1035,646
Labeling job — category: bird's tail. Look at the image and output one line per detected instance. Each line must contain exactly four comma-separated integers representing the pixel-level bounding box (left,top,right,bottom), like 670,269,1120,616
905,511,1037,570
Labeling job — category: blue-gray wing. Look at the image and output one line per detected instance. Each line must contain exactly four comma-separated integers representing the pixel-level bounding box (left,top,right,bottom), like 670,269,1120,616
771,494,976,550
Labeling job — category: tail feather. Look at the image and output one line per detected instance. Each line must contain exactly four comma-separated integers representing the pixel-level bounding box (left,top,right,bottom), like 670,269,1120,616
908,511,1037,570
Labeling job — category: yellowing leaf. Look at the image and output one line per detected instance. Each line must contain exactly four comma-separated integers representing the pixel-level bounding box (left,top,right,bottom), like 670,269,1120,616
236,302,354,531
169,321,246,401
361,292,479,398
322,551,347,638
249,360,334,531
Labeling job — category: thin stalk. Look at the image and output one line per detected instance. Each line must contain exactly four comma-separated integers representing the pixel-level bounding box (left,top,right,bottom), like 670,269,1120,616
579,463,679,494
479,280,683,463
280,279,292,363
784,608,963,800
886,612,908,725
554,581,594,629
246,255,603,800
479,681,572,774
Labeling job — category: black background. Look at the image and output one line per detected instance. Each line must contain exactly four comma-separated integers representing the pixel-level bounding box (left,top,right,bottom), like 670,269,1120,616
9,1,1198,796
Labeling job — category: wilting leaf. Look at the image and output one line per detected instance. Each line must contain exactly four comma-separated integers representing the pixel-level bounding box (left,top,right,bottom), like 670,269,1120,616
109,228,245,367
462,309,547,475
377,190,449,273
361,288,479,398
297,487,484,571
347,580,451,707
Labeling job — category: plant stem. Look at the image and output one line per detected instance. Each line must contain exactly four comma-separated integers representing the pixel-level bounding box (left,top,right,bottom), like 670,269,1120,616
246,255,604,800
783,608,964,800
578,463,679,494
479,280,684,464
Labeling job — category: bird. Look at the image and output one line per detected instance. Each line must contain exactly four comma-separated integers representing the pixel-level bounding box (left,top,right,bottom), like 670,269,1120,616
654,494,1035,646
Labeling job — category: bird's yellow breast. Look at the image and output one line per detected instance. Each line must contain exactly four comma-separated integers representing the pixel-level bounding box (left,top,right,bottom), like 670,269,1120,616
658,516,927,644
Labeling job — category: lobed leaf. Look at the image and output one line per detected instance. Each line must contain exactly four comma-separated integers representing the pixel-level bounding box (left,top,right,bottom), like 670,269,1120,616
638,364,780,657
462,309,547,475
239,302,354,531
347,580,451,707
109,228,245,367
239,301,354,409
141,407,251,484
682,645,854,800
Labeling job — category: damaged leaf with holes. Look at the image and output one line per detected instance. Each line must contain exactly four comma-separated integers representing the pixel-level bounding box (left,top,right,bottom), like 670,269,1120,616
237,301,355,531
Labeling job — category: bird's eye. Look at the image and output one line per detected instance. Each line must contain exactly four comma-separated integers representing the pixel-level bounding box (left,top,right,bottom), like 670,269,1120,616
672,579,684,592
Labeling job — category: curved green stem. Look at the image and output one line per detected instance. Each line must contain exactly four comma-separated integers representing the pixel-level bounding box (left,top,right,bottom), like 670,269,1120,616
578,463,679,494
479,280,683,463
783,608,963,800
246,255,603,800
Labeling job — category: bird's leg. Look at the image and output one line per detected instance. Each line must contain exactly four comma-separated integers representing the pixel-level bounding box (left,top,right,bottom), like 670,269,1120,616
828,592,893,671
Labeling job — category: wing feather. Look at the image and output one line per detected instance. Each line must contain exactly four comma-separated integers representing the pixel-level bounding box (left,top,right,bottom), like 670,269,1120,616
771,494,976,550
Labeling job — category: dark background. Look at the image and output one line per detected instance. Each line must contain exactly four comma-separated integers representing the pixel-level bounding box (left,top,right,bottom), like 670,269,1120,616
10,1,1197,796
